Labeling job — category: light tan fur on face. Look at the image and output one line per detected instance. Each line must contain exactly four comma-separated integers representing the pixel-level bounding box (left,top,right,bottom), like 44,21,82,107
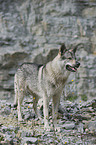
69,59,76,65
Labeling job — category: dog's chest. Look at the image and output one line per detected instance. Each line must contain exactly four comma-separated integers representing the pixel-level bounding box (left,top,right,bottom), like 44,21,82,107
48,76,67,93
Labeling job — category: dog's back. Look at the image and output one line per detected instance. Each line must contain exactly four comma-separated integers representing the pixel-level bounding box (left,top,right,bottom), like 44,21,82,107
14,63,43,106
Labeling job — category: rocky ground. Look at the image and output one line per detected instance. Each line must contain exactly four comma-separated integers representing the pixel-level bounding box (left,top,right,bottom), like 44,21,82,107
0,97,96,145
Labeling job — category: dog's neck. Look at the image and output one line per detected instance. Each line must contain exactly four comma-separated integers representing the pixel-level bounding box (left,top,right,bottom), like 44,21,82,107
50,54,70,80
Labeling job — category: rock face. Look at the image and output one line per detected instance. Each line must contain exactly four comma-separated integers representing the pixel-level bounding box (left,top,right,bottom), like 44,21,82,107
0,0,96,103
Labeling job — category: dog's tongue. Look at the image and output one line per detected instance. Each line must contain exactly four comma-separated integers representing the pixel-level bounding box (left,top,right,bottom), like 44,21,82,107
66,65,77,72
71,67,77,71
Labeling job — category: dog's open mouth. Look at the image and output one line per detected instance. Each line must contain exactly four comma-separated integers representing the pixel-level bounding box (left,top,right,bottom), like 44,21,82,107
66,65,77,72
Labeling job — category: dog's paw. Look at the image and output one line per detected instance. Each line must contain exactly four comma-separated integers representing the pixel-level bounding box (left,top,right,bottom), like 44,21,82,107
18,117,23,122
44,125,52,132
18,118,25,124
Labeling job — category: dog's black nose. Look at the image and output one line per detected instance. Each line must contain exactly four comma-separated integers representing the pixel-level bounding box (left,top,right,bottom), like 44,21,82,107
76,61,80,68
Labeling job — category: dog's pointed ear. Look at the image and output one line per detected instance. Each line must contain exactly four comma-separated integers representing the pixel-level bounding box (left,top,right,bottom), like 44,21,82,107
69,45,77,53
73,43,84,53
59,43,66,55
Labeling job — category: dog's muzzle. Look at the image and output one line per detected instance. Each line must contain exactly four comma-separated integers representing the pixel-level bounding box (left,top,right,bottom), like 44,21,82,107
66,61,80,72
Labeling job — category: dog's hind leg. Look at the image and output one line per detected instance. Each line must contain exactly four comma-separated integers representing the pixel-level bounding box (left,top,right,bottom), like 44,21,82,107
33,96,42,119
14,75,24,122
17,87,24,122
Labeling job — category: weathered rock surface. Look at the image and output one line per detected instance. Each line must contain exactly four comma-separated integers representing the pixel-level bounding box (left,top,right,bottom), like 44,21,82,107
0,1,96,144
0,0,96,103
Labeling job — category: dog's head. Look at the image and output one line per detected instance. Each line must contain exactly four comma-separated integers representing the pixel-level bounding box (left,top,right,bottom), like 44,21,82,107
58,43,80,72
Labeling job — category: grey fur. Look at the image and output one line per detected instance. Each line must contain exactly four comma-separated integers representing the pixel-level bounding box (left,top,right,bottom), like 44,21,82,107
14,44,80,130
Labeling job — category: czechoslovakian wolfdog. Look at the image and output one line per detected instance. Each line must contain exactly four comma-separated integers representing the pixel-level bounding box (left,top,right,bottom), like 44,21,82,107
14,44,80,130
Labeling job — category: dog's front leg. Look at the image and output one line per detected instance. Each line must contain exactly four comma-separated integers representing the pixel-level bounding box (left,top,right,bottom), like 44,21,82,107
52,96,60,130
43,94,50,130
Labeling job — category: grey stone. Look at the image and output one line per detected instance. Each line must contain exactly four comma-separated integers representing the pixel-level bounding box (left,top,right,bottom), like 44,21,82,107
73,107,78,114
0,106,11,115
21,137,38,144
77,123,84,133
15,126,20,131
88,121,96,132
8,125,14,131
1,126,8,133
62,121,75,130
5,134,13,142
23,110,36,120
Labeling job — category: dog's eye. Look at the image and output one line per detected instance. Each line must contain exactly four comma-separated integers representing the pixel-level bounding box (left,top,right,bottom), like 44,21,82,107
62,56,66,59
